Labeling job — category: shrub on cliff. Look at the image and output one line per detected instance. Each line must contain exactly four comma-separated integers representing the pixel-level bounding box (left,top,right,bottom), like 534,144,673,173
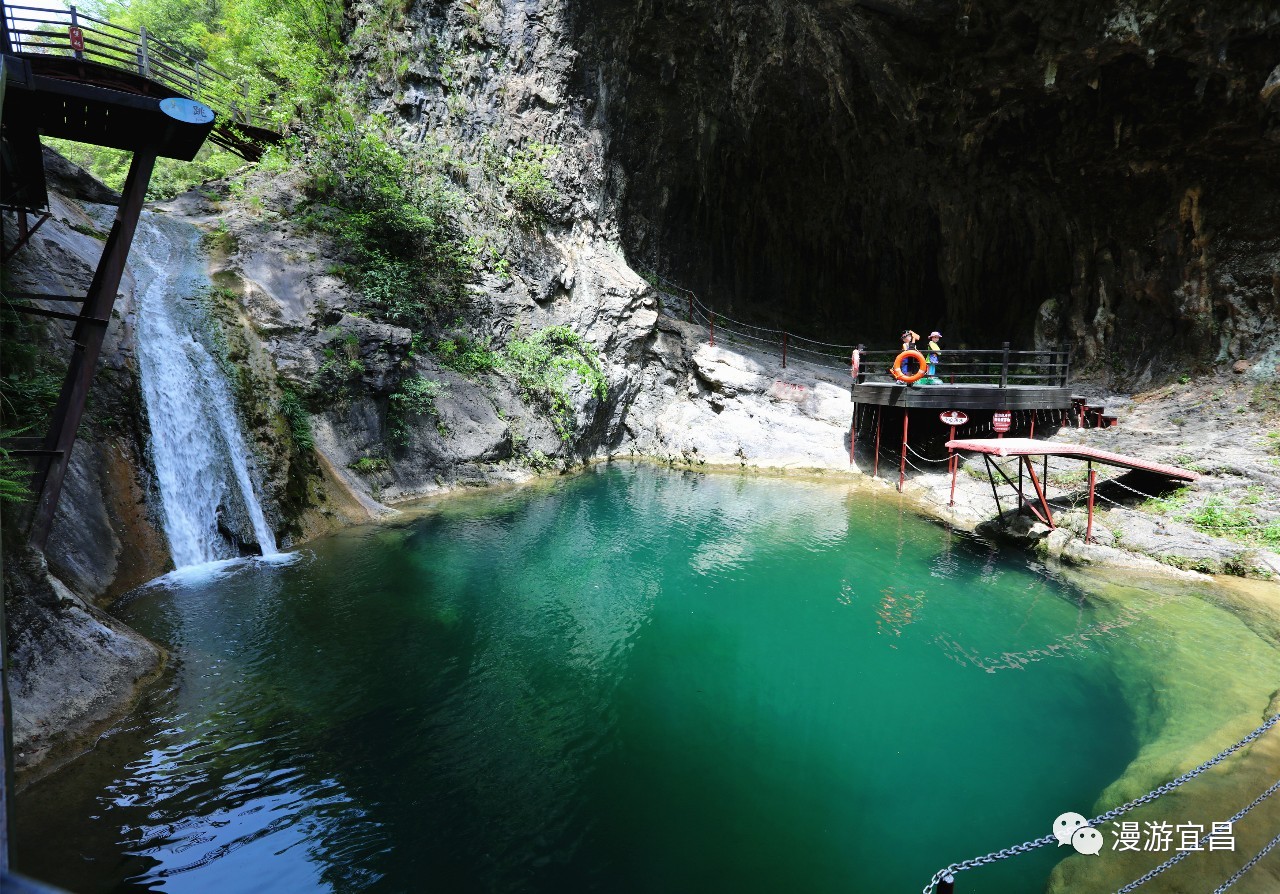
302,118,473,330
500,326,606,442
387,374,447,447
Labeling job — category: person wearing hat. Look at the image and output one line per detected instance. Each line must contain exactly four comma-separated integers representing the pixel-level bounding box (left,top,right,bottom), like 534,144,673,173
926,331,942,377
893,330,921,378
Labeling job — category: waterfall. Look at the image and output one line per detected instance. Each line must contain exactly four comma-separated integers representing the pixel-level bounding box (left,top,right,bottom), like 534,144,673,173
131,211,278,568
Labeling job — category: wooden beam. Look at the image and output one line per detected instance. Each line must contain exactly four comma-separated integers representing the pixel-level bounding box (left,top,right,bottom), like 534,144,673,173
27,144,156,549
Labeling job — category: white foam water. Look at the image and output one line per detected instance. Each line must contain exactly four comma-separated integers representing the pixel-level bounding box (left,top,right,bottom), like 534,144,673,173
131,211,278,568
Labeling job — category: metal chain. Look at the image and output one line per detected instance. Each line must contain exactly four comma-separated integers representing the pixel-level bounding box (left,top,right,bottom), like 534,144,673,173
1091,715,1280,826
922,714,1280,894
1212,830,1280,893
1115,775,1280,892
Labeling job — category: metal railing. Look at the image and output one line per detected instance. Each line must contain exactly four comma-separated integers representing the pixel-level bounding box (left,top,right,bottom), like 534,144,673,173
1,2,272,130
652,278,1071,388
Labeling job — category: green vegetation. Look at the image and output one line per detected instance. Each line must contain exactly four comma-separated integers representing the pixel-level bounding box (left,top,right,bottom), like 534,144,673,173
279,389,314,452
300,119,473,330
0,439,30,504
1145,489,1280,548
0,306,63,434
435,334,499,377
90,0,342,125
1250,381,1280,412
500,326,606,441
387,374,446,446
313,336,364,406
498,143,560,219
349,456,390,474
45,138,245,201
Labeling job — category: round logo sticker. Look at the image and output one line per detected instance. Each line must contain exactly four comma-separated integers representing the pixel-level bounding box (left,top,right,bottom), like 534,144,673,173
159,97,215,125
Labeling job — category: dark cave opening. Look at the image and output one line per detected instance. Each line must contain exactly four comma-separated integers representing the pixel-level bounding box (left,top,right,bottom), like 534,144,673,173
573,1,1280,373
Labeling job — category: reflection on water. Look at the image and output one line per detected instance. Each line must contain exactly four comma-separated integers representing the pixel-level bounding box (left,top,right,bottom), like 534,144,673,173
19,465,1152,893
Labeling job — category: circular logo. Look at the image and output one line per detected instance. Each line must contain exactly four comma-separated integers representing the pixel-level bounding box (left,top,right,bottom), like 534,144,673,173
159,97,215,125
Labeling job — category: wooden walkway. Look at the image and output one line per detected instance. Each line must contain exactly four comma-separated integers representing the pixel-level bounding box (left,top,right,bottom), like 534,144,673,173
2,2,280,160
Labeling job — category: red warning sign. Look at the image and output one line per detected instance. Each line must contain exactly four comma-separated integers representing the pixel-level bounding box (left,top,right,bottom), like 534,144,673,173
992,411,1012,433
939,410,969,427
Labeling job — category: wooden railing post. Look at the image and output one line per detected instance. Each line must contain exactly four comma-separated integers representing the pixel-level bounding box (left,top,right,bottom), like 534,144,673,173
1060,342,1071,385
999,341,1010,389
69,5,83,60
138,24,150,78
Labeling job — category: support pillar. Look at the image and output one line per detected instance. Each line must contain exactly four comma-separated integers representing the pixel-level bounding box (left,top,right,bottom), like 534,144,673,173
899,411,909,492
28,146,158,549
948,424,958,507
849,404,856,465
1086,463,1096,544
873,407,882,478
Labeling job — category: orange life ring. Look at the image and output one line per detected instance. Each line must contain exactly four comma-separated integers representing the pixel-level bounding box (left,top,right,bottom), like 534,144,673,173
891,349,927,384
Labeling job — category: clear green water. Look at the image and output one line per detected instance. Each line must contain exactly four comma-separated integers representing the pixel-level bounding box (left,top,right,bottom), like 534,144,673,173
17,464,1144,893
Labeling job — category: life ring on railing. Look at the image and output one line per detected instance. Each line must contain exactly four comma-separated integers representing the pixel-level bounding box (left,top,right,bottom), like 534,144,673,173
890,350,927,384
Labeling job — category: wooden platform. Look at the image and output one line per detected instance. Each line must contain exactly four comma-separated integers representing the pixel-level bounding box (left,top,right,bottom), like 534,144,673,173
852,381,1074,411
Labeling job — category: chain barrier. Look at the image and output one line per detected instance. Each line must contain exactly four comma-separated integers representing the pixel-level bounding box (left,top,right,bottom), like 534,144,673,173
1116,775,1280,892
922,714,1280,893
1212,830,1280,893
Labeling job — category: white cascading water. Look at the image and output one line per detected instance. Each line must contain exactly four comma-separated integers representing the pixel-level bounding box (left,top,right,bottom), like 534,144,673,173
131,211,278,568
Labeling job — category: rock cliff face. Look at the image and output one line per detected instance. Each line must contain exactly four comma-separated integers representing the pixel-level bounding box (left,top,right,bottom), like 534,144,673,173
574,1,1280,382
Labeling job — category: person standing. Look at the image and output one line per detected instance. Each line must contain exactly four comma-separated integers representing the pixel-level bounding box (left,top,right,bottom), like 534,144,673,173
851,343,866,384
927,331,942,377
894,330,921,378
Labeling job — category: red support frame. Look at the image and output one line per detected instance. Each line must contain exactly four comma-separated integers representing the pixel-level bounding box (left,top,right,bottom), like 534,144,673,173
898,412,909,492
28,146,159,548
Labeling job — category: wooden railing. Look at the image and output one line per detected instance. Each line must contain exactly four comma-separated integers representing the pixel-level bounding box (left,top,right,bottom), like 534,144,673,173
1,2,273,130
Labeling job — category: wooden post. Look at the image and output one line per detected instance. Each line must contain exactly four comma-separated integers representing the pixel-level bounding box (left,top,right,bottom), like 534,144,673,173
29,146,159,549
69,5,83,61
873,407,882,478
1029,410,1036,439
899,411,909,492
999,341,1010,388
849,405,856,465
138,25,150,78
1061,342,1071,386
781,332,787,368
938,874,956,894
1086,464,1097,543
